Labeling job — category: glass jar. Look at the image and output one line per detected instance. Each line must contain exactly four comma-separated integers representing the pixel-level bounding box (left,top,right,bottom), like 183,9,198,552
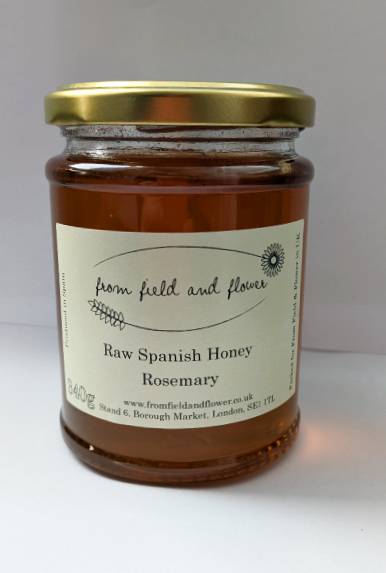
45,82,315,484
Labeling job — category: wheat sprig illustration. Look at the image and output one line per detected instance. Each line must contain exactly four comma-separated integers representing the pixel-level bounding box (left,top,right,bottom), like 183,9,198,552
88,299,126,330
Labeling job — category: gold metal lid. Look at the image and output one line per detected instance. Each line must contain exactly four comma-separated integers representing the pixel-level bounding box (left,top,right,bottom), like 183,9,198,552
44,81,315,127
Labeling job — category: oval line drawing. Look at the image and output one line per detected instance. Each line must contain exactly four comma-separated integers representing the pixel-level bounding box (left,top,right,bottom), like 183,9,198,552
88,296,267,333
94,245,262,267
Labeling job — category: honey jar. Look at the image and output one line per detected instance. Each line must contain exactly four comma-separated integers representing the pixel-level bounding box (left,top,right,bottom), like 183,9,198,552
45,82,315,483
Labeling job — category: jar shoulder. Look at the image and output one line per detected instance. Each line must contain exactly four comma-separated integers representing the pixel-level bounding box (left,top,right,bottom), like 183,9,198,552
46,153,314,188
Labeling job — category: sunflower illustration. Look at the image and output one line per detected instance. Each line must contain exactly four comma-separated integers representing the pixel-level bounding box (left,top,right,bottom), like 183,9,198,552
261,243,285,277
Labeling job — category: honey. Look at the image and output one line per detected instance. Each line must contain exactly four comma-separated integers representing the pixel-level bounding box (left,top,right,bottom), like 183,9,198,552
45,83,315,483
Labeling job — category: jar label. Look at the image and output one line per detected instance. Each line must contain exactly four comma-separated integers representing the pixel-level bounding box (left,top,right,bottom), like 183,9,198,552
56,221,304,428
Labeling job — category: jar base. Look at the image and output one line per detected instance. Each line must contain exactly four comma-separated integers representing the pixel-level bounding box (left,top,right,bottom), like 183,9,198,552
60,411,300,485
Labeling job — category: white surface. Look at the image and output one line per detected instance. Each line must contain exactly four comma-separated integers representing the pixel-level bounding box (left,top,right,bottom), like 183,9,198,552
1,0,386,353
1,323,385,573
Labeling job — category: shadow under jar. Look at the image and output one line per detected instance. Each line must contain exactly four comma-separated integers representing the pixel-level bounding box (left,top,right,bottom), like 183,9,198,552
45,82,315,484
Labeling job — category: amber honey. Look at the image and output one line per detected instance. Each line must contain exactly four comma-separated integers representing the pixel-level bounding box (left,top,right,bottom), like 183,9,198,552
45,83,315,483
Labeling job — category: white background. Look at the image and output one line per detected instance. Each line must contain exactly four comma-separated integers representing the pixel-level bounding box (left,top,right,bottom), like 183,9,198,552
1,2,386,571
1,0,386,353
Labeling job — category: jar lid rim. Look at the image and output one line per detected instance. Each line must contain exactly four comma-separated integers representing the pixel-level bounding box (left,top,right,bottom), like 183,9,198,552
44,81,315,127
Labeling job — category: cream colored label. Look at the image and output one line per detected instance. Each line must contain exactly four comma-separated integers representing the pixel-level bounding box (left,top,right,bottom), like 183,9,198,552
56,221,303,429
